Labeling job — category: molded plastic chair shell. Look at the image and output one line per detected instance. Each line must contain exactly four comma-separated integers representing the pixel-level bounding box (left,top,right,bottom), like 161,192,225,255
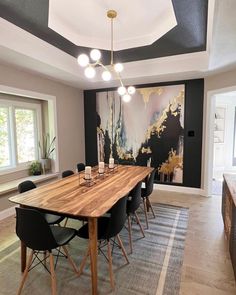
126,182,142,215
62,170,74,178
18,180,65,225
77,163,85,172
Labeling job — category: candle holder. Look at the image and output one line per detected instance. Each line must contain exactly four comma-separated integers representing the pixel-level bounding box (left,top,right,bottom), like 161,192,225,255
107,163,119,174
83,177,94,187
98,170,105,178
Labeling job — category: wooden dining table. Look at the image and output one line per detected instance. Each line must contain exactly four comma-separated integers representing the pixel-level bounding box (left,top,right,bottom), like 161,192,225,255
9,164,154,294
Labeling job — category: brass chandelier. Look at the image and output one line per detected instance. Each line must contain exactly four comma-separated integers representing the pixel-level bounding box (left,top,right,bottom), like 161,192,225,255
77,10,135,102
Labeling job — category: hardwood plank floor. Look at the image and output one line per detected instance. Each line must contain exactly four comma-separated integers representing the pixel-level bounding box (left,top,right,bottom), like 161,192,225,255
151,190,236,295
1,189,236,294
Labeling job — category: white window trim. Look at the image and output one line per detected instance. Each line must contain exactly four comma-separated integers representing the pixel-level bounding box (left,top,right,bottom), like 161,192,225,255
0,85,59,175
0,98,42,175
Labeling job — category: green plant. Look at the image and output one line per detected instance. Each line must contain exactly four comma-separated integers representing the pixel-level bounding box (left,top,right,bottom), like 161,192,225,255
39,134,56,159
29,160,42,175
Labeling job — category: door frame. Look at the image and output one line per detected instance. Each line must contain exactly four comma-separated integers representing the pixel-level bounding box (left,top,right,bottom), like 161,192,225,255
203,85,236,196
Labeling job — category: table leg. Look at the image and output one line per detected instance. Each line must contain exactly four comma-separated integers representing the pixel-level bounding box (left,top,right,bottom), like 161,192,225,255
21,241,27,272
88,217,98,295
20,205,27,273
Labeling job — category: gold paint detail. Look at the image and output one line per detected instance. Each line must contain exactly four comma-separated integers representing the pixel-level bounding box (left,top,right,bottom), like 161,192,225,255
141,147,152,154
138,87,163,105
158,149,183,175
143,89,184,141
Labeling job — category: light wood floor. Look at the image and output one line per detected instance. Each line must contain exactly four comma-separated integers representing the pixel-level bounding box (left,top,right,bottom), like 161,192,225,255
0,189,236,294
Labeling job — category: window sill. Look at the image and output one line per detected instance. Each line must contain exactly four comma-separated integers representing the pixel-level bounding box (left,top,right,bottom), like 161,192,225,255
0,173,59,196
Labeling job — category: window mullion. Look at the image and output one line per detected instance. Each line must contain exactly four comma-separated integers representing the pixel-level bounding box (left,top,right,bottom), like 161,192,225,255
9,106,17,167
34,109,39,160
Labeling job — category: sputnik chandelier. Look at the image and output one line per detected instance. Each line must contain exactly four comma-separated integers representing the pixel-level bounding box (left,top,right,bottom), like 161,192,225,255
77,10,135,102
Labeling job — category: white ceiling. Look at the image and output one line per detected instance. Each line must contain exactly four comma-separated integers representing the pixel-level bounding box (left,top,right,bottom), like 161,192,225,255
0,0,236,89
48,0,177,50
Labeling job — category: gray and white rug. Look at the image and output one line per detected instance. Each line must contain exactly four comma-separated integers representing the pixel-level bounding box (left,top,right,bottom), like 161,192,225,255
0,203,189,295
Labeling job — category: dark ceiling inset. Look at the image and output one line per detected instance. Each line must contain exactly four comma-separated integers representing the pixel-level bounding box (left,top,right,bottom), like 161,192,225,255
0,0,208,65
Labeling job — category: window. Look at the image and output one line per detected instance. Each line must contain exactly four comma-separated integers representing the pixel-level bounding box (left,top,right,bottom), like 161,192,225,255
0,107,10,167
0,99,41,172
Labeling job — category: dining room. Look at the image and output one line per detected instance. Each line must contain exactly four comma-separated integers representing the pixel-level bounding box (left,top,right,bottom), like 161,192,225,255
1,0,236,294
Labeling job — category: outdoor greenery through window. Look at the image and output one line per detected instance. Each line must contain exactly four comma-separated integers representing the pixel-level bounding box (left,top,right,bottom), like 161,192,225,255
0,99,41,171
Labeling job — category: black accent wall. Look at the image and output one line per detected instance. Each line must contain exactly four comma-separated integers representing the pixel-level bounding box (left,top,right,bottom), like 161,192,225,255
0,0,208,63
84,79,204,188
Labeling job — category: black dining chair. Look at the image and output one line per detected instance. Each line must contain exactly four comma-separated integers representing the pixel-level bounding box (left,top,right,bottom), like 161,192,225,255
15,207,79,295
120,160,134,165
62,170,74,178
77,196,129,290
18,180,65,225
141,169,156,229
77,163,85,172
126,181,145,254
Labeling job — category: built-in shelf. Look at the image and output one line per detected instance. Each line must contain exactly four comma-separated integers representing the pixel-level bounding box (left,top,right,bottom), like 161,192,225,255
214,107,226,143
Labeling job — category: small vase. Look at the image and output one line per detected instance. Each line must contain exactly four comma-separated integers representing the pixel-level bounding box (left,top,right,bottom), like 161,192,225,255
41,158,51,174
33,171,41,176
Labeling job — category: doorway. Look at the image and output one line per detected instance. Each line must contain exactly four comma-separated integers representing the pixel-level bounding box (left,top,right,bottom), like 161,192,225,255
212,91,236,195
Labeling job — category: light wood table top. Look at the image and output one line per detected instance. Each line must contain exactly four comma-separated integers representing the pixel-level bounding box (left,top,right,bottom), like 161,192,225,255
9,165,154,218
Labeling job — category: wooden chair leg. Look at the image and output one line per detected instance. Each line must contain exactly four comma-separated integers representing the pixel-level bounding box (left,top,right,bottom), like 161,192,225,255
63,217,69,227
49,252,57,295
62,246,79,275
127,215,133,254
44,251,47,267
147,198,156,218
134,212,145,238
78,246,90,276
107,240,115,290
143,198,149,229
116,234,129,264
17,250,34,295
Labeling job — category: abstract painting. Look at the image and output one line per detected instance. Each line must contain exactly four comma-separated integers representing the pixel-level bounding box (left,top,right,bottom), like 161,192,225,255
96,84,185,183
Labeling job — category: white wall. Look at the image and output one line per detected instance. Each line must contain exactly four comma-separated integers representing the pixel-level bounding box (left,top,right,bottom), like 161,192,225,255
203,68,236,194
0,63,85,210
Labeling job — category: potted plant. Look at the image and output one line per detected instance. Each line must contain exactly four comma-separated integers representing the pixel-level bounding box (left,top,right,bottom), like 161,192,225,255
29,160,42,175
39,134,56,174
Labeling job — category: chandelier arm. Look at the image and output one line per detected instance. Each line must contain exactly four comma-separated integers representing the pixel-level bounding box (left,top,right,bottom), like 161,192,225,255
88,61,100,67
113,71,124,87
97,62,109,72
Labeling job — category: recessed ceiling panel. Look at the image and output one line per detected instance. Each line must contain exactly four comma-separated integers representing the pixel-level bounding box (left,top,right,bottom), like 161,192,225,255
48,0,177,50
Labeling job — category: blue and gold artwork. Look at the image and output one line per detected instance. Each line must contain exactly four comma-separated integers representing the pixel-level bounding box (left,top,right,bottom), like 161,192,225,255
96,84,185,183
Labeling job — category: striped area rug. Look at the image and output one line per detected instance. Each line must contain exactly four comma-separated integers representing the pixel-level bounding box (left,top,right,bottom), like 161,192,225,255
0,203,189,295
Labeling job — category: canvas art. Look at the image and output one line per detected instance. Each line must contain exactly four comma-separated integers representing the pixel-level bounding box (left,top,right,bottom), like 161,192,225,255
96,84,185,183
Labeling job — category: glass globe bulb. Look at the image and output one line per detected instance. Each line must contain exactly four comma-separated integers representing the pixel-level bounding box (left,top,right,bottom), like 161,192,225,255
102,70,111,81
117,86,126,96
84,66,96,78
127,86,136,95
114,63,123,73
122,94,131,103
90,49,101,61
77,54,89,67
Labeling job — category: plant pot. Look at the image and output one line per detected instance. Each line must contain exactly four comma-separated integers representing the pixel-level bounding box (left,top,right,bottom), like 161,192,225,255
41,158,51,174
33,171,41,176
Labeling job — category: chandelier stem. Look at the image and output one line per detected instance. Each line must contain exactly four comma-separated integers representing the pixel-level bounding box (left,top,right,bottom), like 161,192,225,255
111,17,114,65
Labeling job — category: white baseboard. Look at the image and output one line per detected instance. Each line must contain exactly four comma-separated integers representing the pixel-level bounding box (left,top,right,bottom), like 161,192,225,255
0,205,17,221
154,184,207,196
